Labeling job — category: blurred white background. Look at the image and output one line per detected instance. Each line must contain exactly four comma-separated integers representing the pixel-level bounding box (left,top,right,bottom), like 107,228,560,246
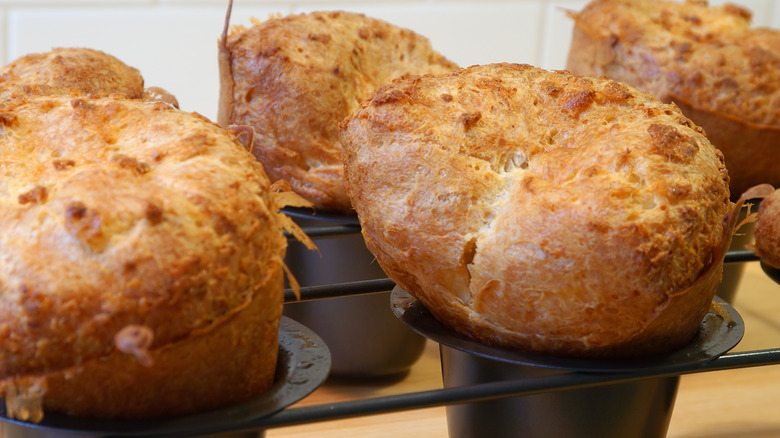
1,0,778,122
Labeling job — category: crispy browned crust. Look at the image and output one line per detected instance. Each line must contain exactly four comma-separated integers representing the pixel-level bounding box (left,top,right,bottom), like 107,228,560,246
0,47,144,98
755,188,780,268
340,63,732,358
39,263,282,419
0,94,286,418
566,0,780,199
219,10,458,213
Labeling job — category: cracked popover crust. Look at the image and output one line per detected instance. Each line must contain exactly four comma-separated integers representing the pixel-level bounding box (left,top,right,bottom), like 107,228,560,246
0,92,286,420
218,10,458,213
340,63,734,358
566,0,780,200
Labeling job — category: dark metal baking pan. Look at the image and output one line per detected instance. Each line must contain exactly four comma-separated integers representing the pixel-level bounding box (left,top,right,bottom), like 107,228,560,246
209,254,780,429
281,207,359,226
761,259,780,285
281,206,426,378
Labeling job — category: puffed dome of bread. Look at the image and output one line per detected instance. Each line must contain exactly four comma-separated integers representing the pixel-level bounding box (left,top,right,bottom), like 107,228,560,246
340,63,733,358
566,0,780,200
218,10,458,213
0,93,286,419
0,47,144,98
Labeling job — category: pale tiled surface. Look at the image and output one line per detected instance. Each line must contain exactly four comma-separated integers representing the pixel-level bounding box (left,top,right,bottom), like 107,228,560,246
291,2,545,67
1,0,779,121
0,9,5,66
540,0,587,70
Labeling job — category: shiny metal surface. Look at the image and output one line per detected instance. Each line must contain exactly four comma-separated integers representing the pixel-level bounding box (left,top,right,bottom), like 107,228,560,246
440,346,679,438
282,209,426,378
391,287,744,438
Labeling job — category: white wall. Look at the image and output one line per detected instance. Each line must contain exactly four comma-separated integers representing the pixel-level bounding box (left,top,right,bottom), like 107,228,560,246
1,0,779,122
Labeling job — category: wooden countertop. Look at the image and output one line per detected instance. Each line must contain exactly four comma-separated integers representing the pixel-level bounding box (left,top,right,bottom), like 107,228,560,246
266,260,780,438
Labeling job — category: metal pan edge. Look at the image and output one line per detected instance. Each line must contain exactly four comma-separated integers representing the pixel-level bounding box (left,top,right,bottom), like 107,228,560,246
280,207,359,226
391,286,744,373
